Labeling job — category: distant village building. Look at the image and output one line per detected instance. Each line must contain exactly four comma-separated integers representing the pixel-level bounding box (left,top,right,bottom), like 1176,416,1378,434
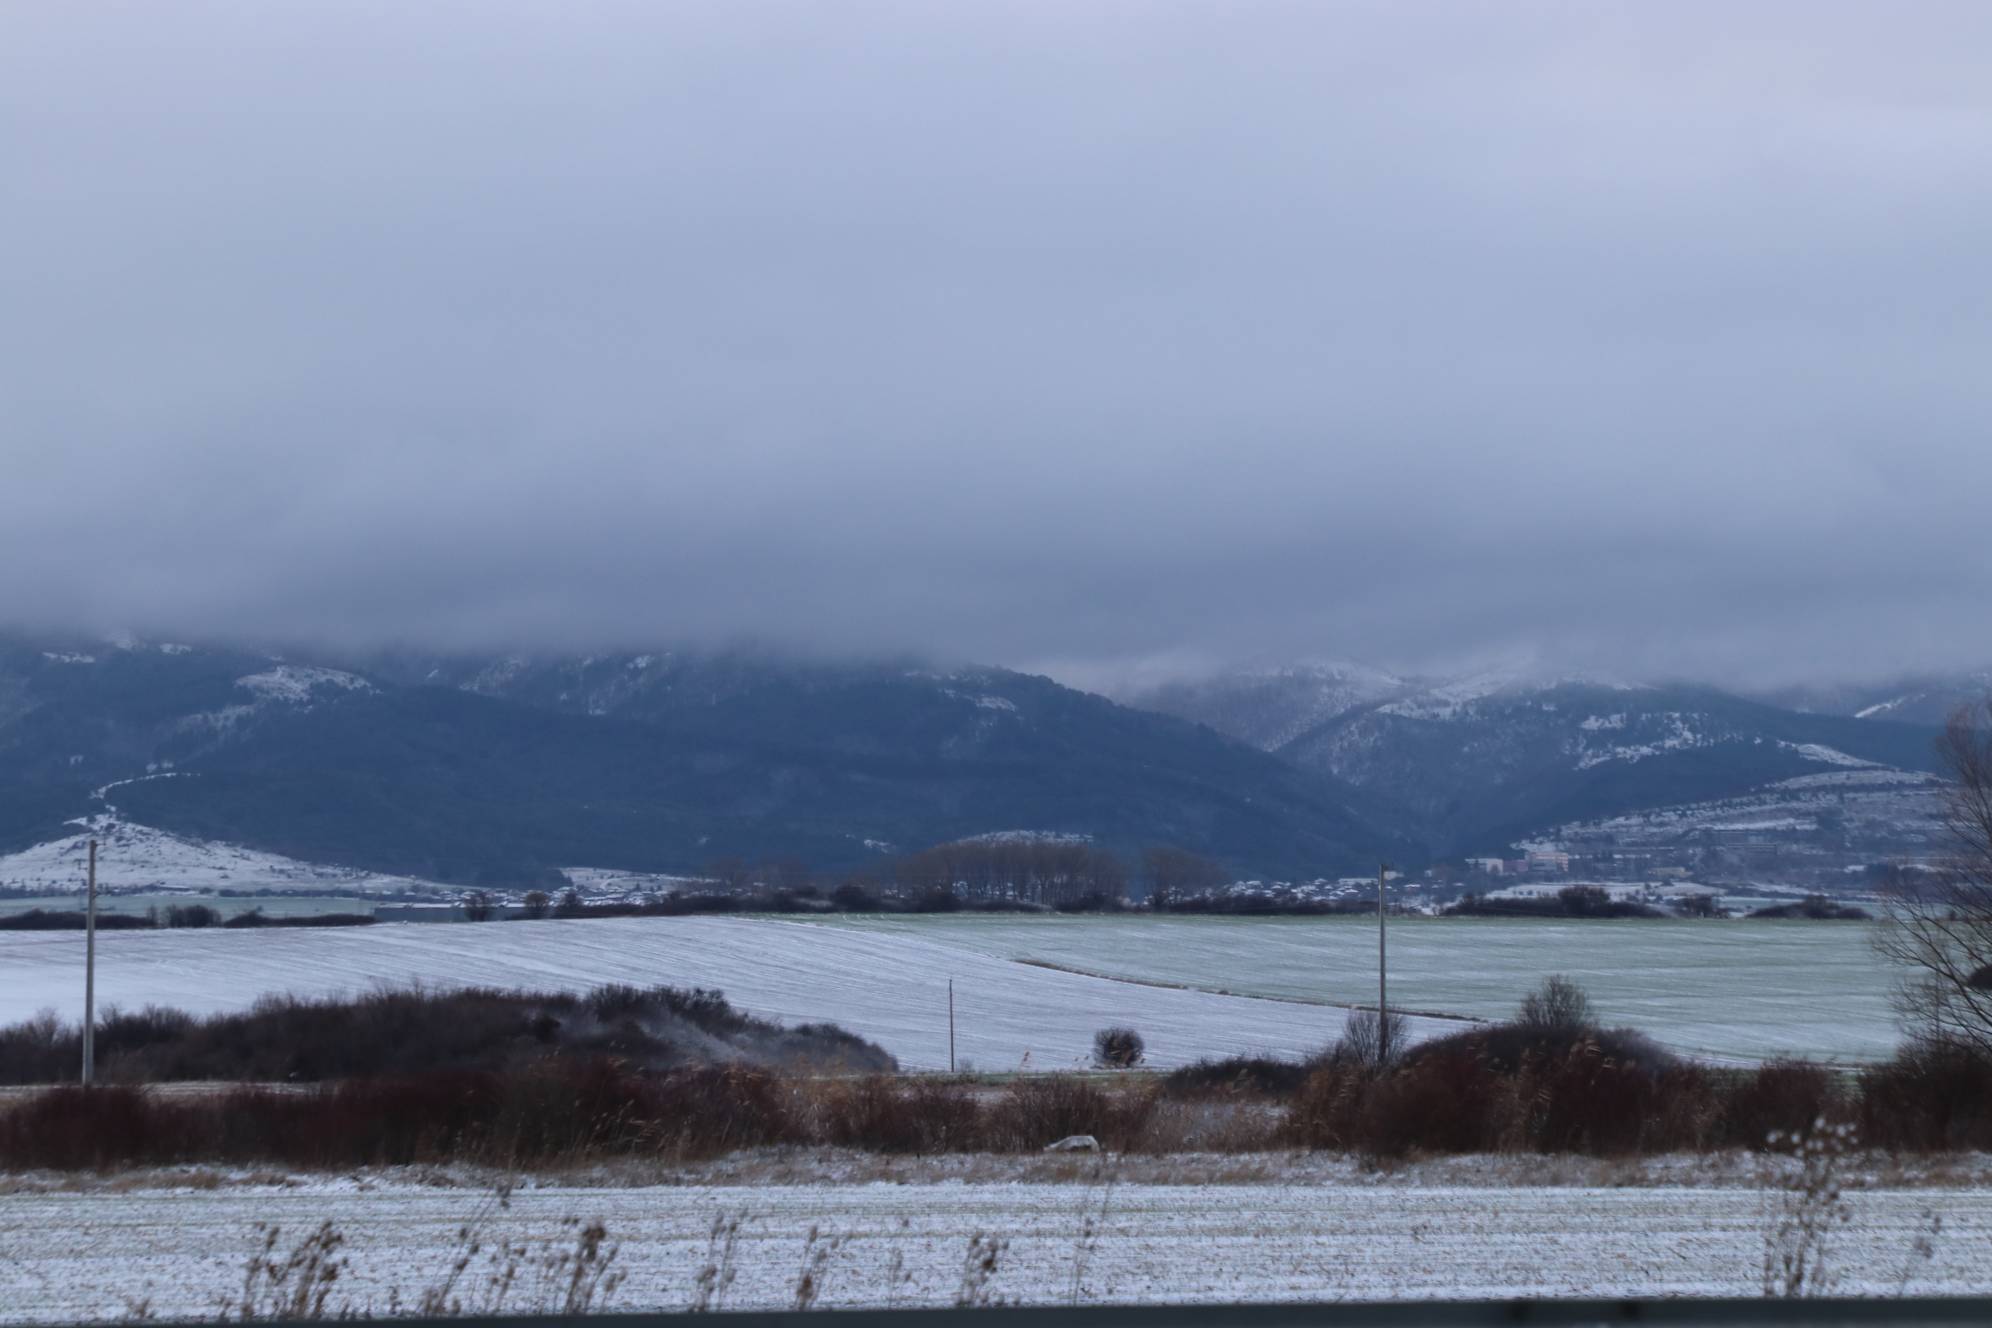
1526,850,1571,873
1466,857,1505,874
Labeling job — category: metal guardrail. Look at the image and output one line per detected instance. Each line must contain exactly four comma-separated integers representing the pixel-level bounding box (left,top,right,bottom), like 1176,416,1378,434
65,1301,1992,1328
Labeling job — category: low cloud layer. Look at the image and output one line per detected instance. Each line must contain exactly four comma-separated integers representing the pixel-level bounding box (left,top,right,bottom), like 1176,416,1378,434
7,2,1992,686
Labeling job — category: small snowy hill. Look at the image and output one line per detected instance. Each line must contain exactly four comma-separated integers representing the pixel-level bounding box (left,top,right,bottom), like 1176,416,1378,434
0,815,443,895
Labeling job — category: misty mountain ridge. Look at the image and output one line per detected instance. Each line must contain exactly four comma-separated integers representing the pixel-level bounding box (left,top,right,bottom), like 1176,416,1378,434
0,631,1974,888
1122,662,1962,859
1747,671,1992,728
0,633,1405,884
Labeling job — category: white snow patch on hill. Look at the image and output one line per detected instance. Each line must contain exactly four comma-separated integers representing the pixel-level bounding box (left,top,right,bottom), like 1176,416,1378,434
1377,671,1521,721
236,665,374,703
1779,741,1878,768
176,666,376,733
1776,768,1928,790
463,655,529,695
1376,670,1651,723
561,866,712,895
1536,766,1943,856
959,829,1094,845
0,817,442,896
1573,714,1711,769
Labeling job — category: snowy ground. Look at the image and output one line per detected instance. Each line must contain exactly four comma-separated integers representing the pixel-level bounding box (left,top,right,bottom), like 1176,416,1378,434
2,1174,1989,1320
808,914,1902,1063
0,917,1460,1071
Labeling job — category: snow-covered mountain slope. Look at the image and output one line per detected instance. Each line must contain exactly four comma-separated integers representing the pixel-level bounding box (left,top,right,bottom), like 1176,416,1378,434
1291,679,1943,853
0,815,443,895
1124,662,1947,857
1530,766,1946,862
1121,660,1410,751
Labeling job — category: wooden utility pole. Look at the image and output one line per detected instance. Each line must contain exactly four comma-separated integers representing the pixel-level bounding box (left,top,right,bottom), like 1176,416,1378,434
948,979,957,1073
1377,861,1388,1048
82,839,97,1087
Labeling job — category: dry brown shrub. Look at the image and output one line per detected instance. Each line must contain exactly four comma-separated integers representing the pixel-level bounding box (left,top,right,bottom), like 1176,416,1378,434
1719,1059,1843,1150
986,1077,1155,1151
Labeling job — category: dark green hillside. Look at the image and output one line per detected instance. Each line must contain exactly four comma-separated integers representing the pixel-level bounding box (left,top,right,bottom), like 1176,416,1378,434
0,639,1408,880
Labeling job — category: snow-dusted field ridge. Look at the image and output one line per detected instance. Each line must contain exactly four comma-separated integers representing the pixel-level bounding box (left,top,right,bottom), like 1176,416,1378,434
2,1177,1989,1319
0,917,1457,1072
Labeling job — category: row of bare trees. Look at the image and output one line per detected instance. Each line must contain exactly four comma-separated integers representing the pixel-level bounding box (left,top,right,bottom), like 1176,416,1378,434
686,842,1231,908
891,839,1129,905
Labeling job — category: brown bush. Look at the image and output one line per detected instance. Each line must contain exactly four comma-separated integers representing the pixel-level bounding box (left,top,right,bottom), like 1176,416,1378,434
1161,1055,1312,1100
1357,1047,1504,1157
0,1060,811,1171
1282,1059,1373,1152
1092,1027,1145,1069
1857,1039,1992,1152
1284,1024,1718,1158
815,1076,985,1153
1717,1059,1843,1150
986,1077,1156,1151
8,1031,1990,1171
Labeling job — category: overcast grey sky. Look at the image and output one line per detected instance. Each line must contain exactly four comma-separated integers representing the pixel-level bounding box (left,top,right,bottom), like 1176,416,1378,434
6,2,1991,686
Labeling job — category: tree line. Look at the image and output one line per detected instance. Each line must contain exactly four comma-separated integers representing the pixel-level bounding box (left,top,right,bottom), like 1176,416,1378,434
493,841,1244,914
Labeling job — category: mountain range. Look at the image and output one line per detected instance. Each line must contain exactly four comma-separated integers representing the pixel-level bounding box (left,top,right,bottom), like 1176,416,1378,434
0,636,1405,884
1119,662,1960,858
0,634,1979,886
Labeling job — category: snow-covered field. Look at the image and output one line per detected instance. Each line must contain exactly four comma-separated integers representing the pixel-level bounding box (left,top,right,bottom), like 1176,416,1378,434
0,917,1459,1072
0,911,1909,1066
2,1175,1989,1319
809,914,1904,1063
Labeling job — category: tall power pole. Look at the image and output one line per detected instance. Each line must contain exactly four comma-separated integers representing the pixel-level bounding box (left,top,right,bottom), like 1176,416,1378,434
1377,861,1388,1043
82,839,98,1087
948,979,957,1073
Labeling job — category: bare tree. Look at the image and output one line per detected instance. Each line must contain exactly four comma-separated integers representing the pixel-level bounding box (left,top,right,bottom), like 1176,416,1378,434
706,857,754,895
1875,701,1992,1056
1141,846,1227,907
1339,1005,1406,1072
1518,975,1596,1034
764,857,815,897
